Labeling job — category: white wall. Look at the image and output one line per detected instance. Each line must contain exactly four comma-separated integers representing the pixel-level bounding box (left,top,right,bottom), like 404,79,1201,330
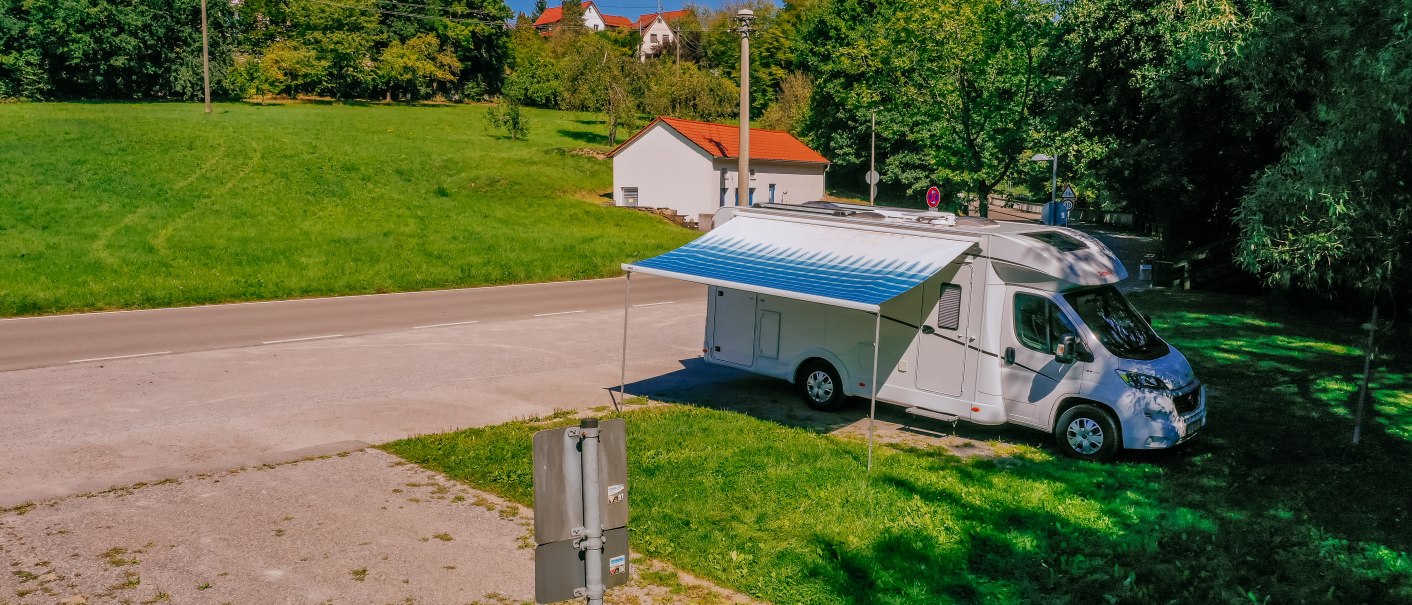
583,5,606,31
612,124,717,218
639,18,674,58
714,159,827,206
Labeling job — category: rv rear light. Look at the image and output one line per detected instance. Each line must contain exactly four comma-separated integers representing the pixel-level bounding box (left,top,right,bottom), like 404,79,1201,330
1116,370,1171,391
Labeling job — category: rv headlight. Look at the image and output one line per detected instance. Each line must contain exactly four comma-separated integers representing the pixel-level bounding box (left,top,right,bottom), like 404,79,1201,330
1116,370,1171,391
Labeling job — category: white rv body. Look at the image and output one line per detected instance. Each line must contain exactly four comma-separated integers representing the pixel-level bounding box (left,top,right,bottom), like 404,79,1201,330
697,204,1206,455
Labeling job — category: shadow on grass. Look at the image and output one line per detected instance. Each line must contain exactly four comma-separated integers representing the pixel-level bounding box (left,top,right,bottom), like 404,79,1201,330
558,129,609,146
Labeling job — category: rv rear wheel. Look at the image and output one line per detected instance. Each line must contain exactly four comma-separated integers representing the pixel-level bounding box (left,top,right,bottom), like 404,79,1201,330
1055,404,1120,462
797,361,848,411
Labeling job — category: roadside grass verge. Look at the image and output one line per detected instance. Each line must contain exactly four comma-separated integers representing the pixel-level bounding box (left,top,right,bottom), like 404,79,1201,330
0,102,694,317
384,290,1411,604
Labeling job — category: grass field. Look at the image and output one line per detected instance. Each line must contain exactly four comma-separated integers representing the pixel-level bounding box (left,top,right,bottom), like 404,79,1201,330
385,290,1412,604
0,102,696,317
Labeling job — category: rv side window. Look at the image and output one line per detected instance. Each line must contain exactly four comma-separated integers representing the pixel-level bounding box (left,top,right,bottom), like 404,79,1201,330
1014,293,1077,354
937,284,962,331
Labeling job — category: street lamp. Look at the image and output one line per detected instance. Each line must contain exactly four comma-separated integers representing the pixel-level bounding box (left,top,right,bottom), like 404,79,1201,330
1030,152,1057,204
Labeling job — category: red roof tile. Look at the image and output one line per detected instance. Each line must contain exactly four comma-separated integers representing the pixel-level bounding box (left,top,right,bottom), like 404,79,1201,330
635,9,691,29
610,117,830,165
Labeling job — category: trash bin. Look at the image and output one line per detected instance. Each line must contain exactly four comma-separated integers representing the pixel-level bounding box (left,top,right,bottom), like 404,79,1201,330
1139,254,1155,282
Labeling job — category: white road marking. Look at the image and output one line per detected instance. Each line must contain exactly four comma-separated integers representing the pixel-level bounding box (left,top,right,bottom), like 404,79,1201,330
632,301,677,307
69,351,172,364
261,334,344,345
413,320,480,330
533,310,585,317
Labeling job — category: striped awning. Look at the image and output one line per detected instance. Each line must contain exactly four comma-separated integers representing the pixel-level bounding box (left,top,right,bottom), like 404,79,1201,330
623,214,976,312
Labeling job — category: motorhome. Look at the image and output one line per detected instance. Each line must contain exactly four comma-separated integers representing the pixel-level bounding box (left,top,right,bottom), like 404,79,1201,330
625,202,1206,461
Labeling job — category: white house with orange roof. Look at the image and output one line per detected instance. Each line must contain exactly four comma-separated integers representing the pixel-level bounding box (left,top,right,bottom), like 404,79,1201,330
533,2,633,32
609,117,830,223
634,9,690,59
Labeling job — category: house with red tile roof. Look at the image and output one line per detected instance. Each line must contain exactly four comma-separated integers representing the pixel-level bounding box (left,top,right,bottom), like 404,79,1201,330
635,9,691,59
533,2,632,33
609,117,830,222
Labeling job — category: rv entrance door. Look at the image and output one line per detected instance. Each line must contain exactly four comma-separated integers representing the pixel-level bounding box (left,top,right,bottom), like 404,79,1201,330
916,265,972,400
709,287,757,366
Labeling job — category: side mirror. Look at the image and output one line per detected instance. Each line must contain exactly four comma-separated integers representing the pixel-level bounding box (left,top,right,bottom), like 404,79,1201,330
1055,334,1078,364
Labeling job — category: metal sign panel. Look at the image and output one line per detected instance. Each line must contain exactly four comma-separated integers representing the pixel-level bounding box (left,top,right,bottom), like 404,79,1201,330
1061,184,1076,200
532,419,629,544
926,186,941,208
535,527,630,603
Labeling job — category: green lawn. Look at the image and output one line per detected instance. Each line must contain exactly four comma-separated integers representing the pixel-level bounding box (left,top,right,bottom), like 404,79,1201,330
385,290,1411,604
0,102,695,316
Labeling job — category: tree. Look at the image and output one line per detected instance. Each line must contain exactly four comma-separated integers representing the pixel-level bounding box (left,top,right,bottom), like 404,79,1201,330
758,72,811,135
1232,0,1412,442
378,33,461,101
557,35,640,144
642,62,736,122
287,0,381,99
504,27,562,107
259,39,325,98
531,0,548,21
799,0,1057,215
484,96,530,140
559,0,586,34
1052,0,1276,252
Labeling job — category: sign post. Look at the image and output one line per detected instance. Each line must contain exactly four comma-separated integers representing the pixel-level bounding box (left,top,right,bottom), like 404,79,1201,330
533,418,629,604
925,186,941,211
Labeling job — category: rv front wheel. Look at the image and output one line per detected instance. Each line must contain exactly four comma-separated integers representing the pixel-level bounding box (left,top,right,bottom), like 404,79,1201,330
1055,404,1120,462
797,361,847,411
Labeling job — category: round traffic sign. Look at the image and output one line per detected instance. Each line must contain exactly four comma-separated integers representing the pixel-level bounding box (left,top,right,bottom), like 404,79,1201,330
865,170,880,185
926,187,941,209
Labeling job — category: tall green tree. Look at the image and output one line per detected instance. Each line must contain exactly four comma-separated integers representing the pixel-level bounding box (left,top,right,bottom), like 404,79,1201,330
1053,0,1276,251
287,0,381,99
557,34,640,144
799,0,1057,215
378,33,462,101
531,0,548,21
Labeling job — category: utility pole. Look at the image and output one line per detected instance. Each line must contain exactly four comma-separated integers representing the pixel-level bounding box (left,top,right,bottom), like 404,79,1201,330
201,0,211,114
675,26,681,65
735,9,754,207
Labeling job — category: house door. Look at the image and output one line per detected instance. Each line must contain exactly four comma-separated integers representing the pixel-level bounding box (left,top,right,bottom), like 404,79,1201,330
769,184,776,204
916,265,973,404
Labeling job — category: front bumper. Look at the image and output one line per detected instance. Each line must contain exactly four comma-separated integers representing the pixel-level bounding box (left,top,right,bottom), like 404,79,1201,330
1135,383,1207,449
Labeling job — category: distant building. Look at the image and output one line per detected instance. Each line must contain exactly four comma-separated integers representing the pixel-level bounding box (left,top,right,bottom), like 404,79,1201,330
533,1,632,33
609,117,830,223
634,10,690,59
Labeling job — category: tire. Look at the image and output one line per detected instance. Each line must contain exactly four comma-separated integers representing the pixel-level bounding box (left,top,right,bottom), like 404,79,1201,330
796,360,848,411
1055,404,1121,462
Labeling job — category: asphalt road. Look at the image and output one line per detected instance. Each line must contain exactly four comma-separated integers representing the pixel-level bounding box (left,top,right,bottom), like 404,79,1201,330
0,275,702,372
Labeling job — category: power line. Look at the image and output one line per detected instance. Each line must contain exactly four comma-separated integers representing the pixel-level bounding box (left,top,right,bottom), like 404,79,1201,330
302,0,508,25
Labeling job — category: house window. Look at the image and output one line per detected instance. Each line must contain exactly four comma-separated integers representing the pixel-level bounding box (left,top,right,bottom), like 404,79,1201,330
651,34,658,43
622,187,639,207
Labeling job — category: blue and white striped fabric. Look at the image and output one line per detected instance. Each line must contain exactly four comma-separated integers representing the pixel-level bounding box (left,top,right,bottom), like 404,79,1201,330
624,214,976,312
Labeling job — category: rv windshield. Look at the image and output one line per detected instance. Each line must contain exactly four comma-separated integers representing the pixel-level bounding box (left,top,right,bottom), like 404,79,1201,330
1063,286,1169,360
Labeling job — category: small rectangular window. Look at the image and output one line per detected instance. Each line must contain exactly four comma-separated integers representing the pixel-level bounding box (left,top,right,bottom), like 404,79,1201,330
651,34,658,43
621,187,639,207
937,284,963,331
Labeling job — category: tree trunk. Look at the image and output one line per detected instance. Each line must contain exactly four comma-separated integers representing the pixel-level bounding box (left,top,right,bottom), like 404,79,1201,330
976,181,991,218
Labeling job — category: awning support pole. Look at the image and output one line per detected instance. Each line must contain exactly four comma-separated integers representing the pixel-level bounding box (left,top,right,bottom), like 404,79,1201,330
617,271,632,412
868,311,880,473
